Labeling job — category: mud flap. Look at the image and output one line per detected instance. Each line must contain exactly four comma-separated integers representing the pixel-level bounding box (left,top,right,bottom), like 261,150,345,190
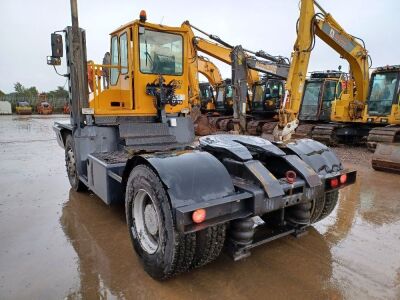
372,143,400,174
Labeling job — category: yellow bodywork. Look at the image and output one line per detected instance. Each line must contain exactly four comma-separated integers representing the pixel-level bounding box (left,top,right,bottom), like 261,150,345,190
16,105,33,115
197,56,223,87
87,20,191,117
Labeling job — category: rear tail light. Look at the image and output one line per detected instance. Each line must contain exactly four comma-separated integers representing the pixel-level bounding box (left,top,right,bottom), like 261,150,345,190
192,209,206,224
330,178,339,188
340,174,347,184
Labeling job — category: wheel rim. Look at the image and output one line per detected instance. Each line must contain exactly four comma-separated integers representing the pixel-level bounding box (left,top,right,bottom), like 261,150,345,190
66,147,77,182
132,189,160,254
66,148,76,182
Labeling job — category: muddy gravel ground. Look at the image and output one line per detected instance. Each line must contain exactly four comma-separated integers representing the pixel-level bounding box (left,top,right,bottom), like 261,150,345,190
0,115,399,300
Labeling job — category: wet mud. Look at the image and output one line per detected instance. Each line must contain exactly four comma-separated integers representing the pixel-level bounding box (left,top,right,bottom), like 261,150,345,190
0,115,399,299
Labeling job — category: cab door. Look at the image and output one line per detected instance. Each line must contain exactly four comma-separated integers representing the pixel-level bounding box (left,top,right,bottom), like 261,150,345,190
118,30,133,110
319,79,339,121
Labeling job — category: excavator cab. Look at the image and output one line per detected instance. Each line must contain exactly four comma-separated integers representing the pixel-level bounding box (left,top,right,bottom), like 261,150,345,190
251,78,284,114
299,71,343,122
199,82,215,110
214,79,233,113
366,66,400,173
367,67,400,118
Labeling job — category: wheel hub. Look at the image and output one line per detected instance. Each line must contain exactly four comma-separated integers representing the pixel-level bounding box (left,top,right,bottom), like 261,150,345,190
144,204,158,235
132,189,160,254
67,148,76,176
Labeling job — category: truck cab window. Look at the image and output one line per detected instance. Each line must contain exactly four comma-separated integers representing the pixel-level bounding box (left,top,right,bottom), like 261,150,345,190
110,36,119,85
120,33,128,74
139,30,183,75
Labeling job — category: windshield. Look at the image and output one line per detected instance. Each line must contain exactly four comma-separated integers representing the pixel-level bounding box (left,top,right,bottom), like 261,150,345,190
200,85,213,100
299,81,322,120
18,102,30,107
368,72,399,116
139,29,183,75
215,87,224,104
322,80,338,103
226,85,233,98
253,85,265,103
265,81,282,100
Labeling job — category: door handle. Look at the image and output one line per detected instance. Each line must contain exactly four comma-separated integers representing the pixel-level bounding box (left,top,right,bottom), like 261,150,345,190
124,75,130,79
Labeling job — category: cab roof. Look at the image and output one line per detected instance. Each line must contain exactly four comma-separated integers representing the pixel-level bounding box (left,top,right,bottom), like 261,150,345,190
110,19,187,35
374,65,400,73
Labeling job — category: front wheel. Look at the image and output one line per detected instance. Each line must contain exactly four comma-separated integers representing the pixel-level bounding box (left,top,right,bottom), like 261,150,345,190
65,134,86,192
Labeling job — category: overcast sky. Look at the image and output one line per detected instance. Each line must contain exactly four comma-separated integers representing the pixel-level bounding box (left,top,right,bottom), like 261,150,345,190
0,0,399,93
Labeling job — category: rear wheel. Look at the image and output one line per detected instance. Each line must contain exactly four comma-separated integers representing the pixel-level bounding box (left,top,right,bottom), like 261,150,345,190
65,134,86,192
312,191,339,223
191,224,226,269
286,191,339,225
125,165,196,280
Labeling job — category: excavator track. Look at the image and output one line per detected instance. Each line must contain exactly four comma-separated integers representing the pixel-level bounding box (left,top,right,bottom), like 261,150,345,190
260,122,277,141
247,119,275,136
292,124,315,139
311,124,338,146
208,116,232,131
367,126,400,151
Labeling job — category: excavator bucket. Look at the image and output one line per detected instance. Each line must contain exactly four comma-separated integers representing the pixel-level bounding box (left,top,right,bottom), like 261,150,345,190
371,143,400,174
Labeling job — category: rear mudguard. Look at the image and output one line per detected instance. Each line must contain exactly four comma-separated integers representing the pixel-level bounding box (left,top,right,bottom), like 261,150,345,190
285,138,343,174
128,151,237,209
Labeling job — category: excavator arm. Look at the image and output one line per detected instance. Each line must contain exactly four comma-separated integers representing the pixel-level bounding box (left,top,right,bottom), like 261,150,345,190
274,0,369,141
197,56,224,87
182,21,290,85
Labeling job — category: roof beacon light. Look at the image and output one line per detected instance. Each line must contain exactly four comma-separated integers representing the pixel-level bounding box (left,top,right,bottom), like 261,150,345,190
139,10,147,22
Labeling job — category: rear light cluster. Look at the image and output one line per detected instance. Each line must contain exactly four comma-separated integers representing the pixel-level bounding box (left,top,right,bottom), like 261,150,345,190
192,208,206,224
329,174,347,188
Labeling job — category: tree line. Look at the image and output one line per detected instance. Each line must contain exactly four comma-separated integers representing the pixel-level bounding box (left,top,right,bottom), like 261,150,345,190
0,82,69,112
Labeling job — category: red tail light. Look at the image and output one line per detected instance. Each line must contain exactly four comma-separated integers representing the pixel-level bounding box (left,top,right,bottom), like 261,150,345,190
340,174,347,184
192,209,206,224
330,178,339,188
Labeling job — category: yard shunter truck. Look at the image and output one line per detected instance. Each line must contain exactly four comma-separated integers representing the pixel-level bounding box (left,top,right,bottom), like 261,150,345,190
48,0,356,280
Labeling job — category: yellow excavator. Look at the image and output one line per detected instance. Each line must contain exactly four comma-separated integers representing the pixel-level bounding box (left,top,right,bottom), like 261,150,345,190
273,0,370,142
196,56,224,111
274,0,400,172
366,66,400,173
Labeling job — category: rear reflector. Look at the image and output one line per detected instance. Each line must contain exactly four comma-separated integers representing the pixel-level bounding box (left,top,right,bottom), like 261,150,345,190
192,209,206,224
330,178,339,188
340,174,347,184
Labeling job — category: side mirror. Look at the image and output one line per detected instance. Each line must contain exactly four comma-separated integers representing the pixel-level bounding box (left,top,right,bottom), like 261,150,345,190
47,33,63,66
51,33,63,57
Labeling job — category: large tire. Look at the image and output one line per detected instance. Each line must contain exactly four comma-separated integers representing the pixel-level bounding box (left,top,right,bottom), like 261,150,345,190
125,165,197,280
191,224,226,269
65,134,86,192
312,191,339,223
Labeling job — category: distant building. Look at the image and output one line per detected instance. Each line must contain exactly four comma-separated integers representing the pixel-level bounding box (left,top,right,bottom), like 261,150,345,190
0,101,12,114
